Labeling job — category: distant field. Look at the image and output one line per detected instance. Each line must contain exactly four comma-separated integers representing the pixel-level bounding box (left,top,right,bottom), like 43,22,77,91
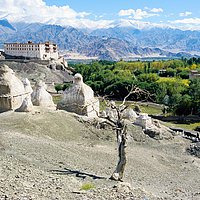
52,95,199,131
164,121,200,131
114,101,163,115
53,96,163,115
136,103,163,115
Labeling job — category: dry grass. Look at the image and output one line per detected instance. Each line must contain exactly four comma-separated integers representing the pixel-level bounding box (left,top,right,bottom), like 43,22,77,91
164,121,200,131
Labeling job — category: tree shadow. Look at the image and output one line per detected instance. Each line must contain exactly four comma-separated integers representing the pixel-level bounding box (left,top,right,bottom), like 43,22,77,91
50,168,106,180
0,141,5,151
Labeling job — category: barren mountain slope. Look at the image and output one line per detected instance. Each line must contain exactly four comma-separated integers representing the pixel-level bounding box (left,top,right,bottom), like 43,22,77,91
0,109,200,200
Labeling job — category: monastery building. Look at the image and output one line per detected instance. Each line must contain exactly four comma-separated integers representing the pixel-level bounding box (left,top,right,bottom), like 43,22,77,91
4,41,59,60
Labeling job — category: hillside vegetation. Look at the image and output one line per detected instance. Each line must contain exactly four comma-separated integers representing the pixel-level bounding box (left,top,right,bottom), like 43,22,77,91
72,58,200,116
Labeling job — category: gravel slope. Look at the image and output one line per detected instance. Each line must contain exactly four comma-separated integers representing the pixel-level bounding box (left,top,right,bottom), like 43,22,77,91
0,109,200,200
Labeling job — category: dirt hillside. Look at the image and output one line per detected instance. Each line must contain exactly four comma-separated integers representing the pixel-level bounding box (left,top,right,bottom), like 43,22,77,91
0,108,200,200
0,61,73,92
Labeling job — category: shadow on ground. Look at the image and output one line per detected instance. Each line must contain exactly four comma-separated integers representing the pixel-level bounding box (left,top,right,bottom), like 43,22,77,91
51,168,107,180
0,141,5,151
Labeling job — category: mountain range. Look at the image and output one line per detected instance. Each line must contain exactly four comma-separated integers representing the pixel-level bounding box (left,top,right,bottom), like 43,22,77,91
0,19,200,61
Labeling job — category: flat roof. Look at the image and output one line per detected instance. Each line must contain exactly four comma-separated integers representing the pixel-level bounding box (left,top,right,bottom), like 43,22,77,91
4,42,56,45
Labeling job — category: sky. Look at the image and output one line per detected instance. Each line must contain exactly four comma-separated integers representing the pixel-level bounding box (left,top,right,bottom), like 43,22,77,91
0,0,200,30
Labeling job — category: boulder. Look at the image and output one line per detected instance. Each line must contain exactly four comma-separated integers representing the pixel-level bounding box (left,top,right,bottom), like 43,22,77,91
0,64,26,112
187,142,200,158
135,113,173,140
31,80,55,108
105,107,117,120
135,113,152,129
122,108,138,121
57,73,99,117
113,182,132,193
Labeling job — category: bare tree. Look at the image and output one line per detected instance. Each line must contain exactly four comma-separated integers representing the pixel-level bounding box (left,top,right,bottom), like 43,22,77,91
101,86,150,181
58,82,152,181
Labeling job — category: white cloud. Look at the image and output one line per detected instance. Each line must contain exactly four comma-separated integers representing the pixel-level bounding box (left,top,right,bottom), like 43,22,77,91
0,0,113,29
150,8,163,13
0,0,82,22
118,9,135,17
111,19,172,30
168,18,200,30
0,1,199,31
144,7,163,13
118,8,163,20
118,9,161,20
72,19,114,29
108,18,200,31
171,18,200,24
179,11,192,17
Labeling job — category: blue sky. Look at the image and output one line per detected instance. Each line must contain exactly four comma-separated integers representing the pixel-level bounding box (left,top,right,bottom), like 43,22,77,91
44,0,199,20
44,0,198,14
0,0,200,30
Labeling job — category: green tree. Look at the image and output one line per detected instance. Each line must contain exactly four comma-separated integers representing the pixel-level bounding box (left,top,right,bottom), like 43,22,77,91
137,73,159,83
167,93,182,114
188,78,200,115
55,84,63,93
177,70,189,79
175,94,192,115
62,83,72,91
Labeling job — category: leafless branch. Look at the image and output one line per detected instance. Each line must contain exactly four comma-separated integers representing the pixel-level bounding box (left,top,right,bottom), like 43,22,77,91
121,85,135,106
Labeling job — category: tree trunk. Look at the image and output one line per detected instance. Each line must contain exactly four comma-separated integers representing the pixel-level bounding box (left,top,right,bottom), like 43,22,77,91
110,126,127,181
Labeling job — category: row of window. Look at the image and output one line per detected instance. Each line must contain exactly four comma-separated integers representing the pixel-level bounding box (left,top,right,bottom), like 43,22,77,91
5,44,40,47
6,47,57,51
6,48,40,51
5,50,58,55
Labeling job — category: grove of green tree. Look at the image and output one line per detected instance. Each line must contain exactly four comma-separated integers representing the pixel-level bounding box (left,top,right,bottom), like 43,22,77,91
69,58,200,116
